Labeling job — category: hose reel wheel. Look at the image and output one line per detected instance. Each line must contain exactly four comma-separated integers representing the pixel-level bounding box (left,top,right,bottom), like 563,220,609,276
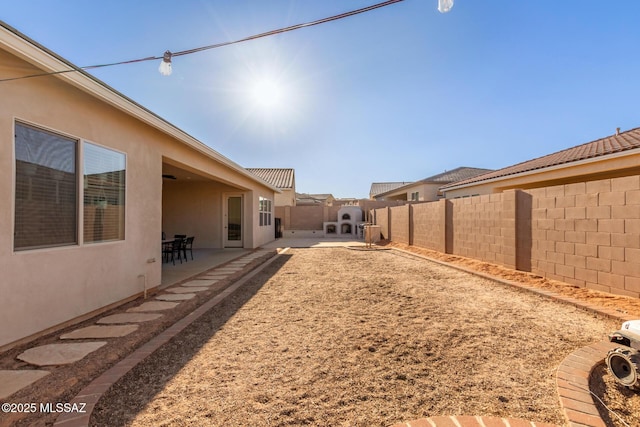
606,347,640,391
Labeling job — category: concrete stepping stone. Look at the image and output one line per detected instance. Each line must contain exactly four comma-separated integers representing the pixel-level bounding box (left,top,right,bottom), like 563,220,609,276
60,324,138,340
127,301,179,312
166,286,209,293
17,342,106,366
0,370,50,399
214,268,240,274
97,313,163,324
156,293,196,301
182,279,216,287
200,274,227,280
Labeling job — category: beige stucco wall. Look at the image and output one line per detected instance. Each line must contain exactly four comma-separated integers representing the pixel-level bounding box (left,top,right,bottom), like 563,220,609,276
378,183,441,202
275,188,296,206
0,48,275,349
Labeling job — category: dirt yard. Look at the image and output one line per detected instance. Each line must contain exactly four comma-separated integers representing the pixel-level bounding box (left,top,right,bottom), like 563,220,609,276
90,247,625,426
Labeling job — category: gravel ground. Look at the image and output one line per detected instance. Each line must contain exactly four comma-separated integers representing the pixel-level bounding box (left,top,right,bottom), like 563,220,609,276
91,247,619,426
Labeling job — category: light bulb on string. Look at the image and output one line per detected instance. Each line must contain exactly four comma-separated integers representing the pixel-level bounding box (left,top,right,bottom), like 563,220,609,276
438,0,453,13
159,51,172,76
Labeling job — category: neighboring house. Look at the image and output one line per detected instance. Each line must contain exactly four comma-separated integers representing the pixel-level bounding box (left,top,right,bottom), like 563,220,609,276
373,167,493,202
247,168,296,206
369,182,410,199
0,21,279,350
334,198,360,206
441,128,640,198
296,193,336,206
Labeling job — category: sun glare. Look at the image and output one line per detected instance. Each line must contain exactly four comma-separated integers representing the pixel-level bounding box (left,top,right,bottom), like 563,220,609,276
249,78,284,109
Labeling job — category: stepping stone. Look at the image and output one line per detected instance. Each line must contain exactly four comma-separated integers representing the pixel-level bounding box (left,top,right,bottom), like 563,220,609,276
156,293,196,301
60,324,138,340
214,269,240,274
127,301,179,312
200,274,227,280
166,286,209,293
0,370,50,399
17,342,106,366
182,279,216,287
97,313,163,324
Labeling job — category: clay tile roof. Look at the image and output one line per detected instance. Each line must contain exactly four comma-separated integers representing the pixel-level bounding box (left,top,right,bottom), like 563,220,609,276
421,166,494,183
442,127,640,189
246,168,295,189
369,182,411,197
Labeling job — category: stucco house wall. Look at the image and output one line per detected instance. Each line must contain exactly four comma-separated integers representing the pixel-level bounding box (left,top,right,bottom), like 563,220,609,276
0,24,277,350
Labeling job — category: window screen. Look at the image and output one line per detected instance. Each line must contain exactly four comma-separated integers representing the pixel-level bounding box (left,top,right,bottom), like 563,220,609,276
14,123,77,250
83,142,126,243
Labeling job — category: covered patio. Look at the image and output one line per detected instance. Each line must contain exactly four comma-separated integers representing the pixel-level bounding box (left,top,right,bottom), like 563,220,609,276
160,248,252,288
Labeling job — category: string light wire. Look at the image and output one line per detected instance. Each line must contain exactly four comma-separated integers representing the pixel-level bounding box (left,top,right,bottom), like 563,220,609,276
0,0,406,83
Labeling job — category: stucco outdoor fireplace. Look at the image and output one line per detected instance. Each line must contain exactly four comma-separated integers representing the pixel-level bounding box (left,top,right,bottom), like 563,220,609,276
323,206,364,238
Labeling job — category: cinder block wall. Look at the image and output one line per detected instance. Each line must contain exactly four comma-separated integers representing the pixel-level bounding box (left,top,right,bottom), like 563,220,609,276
377,207,390,240
450,193,508,265
412,200,447,252
390,205,410,245
374,175,640,299
528,176,640,298
289,206,325,230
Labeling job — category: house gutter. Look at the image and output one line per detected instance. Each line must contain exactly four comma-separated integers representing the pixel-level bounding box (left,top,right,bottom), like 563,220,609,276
440,147,640,193
0,20,280,194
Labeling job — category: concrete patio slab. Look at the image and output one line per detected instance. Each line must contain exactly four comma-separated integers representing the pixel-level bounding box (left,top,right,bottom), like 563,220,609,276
17,342,106,366
181,279,217,287
0,370,50,399
165,286,209,293
156,293,196,301
97,313,163,324
60,325,139,340
127,301,179,312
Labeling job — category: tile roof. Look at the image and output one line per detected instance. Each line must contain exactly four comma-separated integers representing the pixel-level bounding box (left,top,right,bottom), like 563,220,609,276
421,167,494,183
246,168,295,189
369,182,411,197
371,168,493,198
442,127,640,189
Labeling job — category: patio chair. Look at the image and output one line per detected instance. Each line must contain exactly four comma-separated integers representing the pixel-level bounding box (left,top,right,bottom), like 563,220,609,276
182,236,194,261
163,238,183,265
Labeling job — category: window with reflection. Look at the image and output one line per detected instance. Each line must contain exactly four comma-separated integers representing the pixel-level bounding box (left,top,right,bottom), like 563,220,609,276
83,142,126,243
14,123,77,250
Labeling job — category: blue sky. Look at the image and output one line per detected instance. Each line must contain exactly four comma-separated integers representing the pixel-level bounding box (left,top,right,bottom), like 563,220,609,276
3,1,640,198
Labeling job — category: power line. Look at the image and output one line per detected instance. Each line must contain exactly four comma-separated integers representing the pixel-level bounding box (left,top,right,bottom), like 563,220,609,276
0,0,406,83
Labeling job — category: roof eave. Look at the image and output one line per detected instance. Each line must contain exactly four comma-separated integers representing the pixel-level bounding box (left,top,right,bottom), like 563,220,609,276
0,21,280,194
441,148,640,192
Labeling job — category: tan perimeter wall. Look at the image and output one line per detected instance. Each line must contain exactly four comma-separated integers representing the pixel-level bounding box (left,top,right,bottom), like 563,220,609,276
374,176,640,299
275,201,394,233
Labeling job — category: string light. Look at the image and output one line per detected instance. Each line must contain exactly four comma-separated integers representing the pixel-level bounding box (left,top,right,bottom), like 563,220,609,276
158,51,172,76
438,0,454,13
1,0,452,82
